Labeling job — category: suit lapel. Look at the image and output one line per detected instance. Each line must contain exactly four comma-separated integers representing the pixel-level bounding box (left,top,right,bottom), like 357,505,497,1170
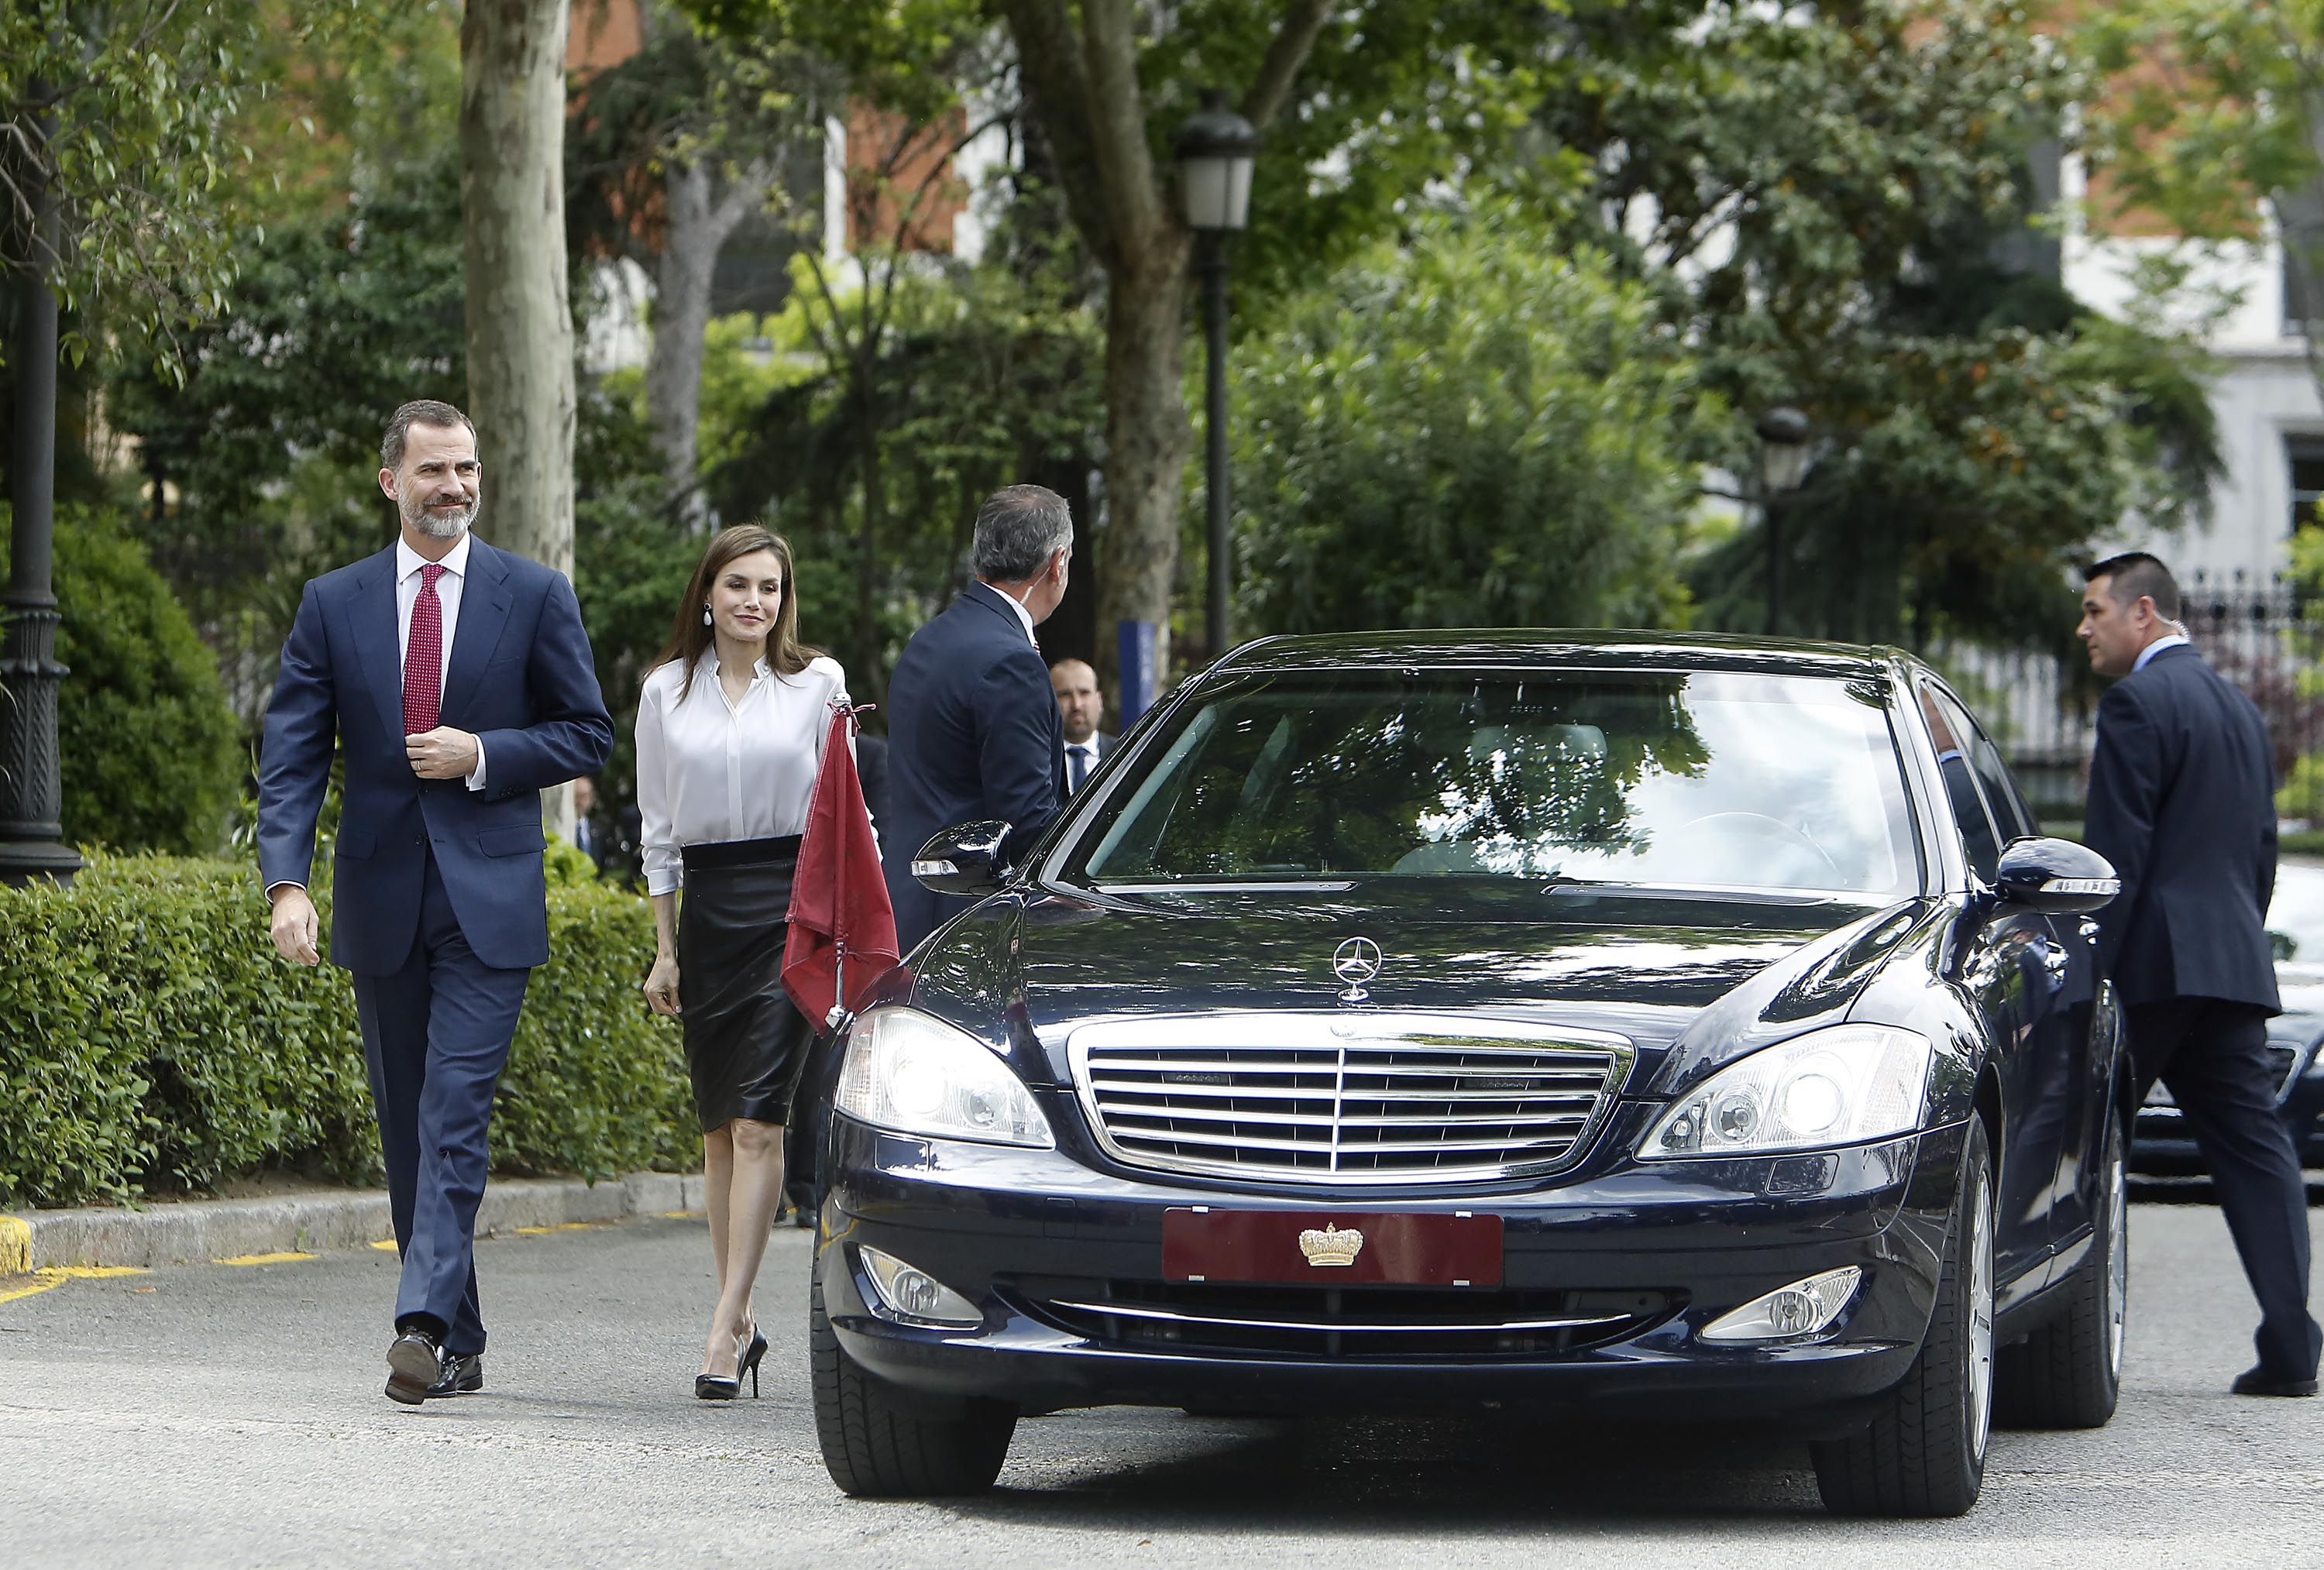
440,540,514,727
349,546,407,745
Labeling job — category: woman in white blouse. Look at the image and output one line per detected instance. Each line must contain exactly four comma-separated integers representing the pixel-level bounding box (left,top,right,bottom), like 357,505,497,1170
635,524,847,1400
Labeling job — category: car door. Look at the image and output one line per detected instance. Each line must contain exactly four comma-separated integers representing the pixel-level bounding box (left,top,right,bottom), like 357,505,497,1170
1920,681,2079,1290
1951,692,2106,1258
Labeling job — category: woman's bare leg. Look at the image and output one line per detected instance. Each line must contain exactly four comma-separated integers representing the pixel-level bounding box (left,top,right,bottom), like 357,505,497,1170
700,1126,737,1376
705,1116,785,1371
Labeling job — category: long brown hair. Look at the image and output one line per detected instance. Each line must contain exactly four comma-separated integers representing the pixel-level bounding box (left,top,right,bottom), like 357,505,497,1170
652,524,820,702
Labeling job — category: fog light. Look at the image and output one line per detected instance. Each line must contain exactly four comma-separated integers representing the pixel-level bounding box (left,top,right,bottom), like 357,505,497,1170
1700,1266,1862,1344
858,1245,982,1328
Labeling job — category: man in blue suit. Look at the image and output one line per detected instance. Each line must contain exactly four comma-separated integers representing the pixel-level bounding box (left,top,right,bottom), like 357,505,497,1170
882,485,1071,951
2079,551,2320,1397
258,400,614,1405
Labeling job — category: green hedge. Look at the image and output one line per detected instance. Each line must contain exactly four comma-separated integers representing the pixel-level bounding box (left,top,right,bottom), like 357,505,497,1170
0,849,694,1209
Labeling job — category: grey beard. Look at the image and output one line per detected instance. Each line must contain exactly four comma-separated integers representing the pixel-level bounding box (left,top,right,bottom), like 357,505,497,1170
405,497,476,539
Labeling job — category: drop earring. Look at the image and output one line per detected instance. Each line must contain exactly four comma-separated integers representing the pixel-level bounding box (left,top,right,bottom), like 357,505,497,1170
703,605,713,627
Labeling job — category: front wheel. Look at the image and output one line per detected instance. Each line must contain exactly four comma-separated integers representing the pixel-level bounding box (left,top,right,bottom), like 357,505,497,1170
1996,1111,2126,1428
1813,1119,1995,1518
810,1257,1016,1496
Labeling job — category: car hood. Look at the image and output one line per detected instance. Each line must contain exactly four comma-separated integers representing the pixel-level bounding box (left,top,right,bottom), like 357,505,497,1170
899,881,1944,1094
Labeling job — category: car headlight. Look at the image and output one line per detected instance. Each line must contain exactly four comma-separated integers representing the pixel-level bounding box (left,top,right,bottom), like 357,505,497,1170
1640,1025,1933,1159
836,1006,1055,1148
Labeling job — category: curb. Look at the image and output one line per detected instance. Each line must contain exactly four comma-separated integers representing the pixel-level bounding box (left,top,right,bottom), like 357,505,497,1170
0,1172,705,1273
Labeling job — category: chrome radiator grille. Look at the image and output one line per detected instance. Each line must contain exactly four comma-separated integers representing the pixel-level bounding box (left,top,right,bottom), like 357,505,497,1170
1067,1015,1631,1186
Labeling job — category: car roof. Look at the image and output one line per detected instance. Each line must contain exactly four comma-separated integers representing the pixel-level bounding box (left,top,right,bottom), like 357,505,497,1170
1210,629,1910,683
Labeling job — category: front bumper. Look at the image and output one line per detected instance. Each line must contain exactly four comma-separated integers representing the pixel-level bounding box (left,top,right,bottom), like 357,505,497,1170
818,1112,1968,1430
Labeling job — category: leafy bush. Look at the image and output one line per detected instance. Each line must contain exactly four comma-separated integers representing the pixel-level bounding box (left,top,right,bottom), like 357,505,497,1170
0,853,693,1209
0,503,242,855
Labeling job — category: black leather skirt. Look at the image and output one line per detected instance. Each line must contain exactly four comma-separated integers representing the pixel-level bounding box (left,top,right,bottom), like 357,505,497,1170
677,836,808,1132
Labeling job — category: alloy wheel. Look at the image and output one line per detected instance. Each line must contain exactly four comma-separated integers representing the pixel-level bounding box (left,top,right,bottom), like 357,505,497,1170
2105,1142,2128,1379
1969,1165,1994,1460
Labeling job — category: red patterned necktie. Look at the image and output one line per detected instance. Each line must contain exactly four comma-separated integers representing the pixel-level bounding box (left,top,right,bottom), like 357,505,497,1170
403,562,446,736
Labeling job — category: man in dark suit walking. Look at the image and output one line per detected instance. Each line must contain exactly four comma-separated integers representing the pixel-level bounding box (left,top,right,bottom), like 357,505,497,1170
882,486,1071,951
259,400,614,1405
2079,551,2319,1397
1050,657,1115,795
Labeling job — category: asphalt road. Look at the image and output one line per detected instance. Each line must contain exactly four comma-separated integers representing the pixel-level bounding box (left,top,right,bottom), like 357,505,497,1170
4,1203,2319,1568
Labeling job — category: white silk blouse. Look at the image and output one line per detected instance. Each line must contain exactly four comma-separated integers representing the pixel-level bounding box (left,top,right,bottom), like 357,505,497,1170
634,651,850,896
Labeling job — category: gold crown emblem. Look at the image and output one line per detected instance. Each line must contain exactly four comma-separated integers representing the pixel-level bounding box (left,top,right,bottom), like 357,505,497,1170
1297,1222,1364,1268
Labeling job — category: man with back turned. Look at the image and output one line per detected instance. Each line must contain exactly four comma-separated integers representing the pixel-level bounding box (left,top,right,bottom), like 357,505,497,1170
2078,551,2319,1397
258,400,614,1404
881,485,1071,951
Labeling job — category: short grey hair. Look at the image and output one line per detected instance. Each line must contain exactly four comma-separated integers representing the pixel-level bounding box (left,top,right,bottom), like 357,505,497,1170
381,399,476,472
971,485,1074,583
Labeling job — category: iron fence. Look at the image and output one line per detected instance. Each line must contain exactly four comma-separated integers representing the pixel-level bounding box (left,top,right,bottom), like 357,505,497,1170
1932,573,2324,824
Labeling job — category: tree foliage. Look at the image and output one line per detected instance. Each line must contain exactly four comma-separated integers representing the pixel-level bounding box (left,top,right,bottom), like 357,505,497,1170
1229,209,1700,636
1533,0,2222,650
0,0,372,373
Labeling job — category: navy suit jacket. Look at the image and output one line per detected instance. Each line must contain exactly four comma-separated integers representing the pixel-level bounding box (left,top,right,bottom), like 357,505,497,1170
881,583,1064,951
257,539,615,975
2083,643,2279,1014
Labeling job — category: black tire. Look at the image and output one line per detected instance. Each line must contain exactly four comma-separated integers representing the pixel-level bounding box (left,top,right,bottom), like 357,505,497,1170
1813,1119,1995,1518
810,1257,1016,1497
1996,1111,2126,1429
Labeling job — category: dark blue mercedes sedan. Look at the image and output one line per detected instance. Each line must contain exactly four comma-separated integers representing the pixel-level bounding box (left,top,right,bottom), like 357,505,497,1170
807,633,2129,1519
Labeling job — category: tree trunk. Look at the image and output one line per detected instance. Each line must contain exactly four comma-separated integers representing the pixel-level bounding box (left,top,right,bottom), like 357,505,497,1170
460,0,576,844
647,161,720,531
1094,232,1193,689
459,0,576,579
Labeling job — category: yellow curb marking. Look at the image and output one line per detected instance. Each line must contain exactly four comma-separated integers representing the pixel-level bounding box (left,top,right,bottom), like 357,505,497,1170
0,1266,150,1306
0,1216,29,1275
370,1239,401,1252
662,1210,703,1219
511,1221,614,1236
215,1252,317,1267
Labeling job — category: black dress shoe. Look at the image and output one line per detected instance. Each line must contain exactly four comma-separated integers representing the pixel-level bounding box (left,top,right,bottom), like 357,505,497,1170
386,1329,445,1406
428,1352,483,1398
2231,1366,2319,1397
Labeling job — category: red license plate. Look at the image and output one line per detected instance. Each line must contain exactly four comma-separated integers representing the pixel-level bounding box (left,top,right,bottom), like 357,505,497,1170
1162,1208,1503,1287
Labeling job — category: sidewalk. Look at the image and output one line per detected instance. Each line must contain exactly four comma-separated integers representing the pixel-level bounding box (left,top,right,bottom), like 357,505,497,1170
0,1172,704,1274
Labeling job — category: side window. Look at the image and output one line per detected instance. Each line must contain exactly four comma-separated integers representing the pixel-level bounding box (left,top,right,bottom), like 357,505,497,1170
1919,685,2003,882
1958,711,2036,844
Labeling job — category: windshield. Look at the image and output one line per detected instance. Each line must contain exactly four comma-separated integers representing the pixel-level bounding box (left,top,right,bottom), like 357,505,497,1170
1070,668,1920,899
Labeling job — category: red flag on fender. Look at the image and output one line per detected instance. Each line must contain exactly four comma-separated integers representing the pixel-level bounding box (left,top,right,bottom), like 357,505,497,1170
782,703,900,1028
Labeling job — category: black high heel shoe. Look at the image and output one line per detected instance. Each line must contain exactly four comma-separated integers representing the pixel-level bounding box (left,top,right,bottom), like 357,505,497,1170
694,1324,768,1400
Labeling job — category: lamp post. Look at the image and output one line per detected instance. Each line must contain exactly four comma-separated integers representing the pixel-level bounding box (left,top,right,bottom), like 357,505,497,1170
1755,406,1811,638
0,116,82,887
1174,89,1257,661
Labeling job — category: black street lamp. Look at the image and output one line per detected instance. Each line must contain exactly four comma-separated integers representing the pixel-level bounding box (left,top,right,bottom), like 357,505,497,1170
0,128,82,887
1755,406,1811,638
1174,88,1257,660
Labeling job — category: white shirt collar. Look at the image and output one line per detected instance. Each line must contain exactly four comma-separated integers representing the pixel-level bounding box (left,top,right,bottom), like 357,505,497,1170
696,646,772,682
1067,737,1095,753
977,580,1039,646
2133,631,2189,672
396,531,472,582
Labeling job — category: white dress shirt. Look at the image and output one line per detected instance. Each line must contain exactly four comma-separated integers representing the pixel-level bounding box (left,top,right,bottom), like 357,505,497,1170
976,580,1039,647
2133,631,2189,672
395,533,487,791
634,651,851,896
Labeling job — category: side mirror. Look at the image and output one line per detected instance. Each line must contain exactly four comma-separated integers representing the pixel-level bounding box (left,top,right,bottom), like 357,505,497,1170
911,819,1012,898
1993,836,2119,915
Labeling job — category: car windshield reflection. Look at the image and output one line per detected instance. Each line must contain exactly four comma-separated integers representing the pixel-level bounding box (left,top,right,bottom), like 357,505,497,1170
2265,859,2324,964
1066,670,1920,901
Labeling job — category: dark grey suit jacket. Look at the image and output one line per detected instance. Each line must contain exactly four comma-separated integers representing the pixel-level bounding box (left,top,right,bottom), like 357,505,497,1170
2083,643,2279,1013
